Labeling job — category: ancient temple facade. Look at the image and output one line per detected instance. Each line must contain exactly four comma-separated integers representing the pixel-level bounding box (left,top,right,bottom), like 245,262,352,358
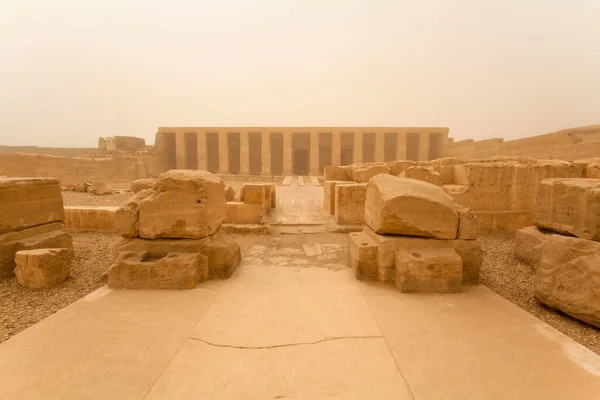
154,127,449,176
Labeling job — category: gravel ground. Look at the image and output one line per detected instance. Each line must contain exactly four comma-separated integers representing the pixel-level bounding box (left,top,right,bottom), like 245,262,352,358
480,234,600,355
0,232,120,344
62,191,132,207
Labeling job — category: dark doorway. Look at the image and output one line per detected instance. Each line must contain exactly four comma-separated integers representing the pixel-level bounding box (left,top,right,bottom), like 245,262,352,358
249,132,262,175
406,133,420,161
384,132,398,161
184,132,198,169
428,133,442,160
205,132,219,173
319,132,332,174
227,132,240,174
362,132,375,162
270,132,283,175
292,132,310,175
340,132,354,166
161,132,177,170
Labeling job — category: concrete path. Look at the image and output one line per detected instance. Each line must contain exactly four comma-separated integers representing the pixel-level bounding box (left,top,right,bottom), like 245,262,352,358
1,263,599,399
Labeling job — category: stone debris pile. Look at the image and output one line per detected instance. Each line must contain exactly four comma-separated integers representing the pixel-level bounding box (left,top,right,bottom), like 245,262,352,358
0,177,73,287
108,170,240,289
515,178,600,328
349,174,482,293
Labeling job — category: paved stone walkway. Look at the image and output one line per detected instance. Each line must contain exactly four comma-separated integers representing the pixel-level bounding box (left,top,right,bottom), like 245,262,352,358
1,259,599,399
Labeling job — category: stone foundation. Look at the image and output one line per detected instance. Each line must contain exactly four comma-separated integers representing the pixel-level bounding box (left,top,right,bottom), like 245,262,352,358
64,206,118,232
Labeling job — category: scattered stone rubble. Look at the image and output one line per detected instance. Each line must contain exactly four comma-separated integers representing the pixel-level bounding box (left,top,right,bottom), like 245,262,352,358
349,174,482,293
515,178,600,328
0,177,73,286
108,170,241,289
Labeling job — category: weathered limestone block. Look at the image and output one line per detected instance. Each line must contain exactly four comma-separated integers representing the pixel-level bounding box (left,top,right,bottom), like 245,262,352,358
108,251,203,290
226,202,264,224
115,189,152,238
514,226,552,269
207,230,241,279
534,178,600,241
0,178,64,234
428,158,464,184
240,183,275,209
456,205,478,240
224,184,236,202
324,181,351,215
587,162,600,179
64,206,118,232
137,170,226,239
348,163,390,183
474,210,533,233
130,178,156,193
0,222,72,280
334,183,367,225
348,231,378,280
395,248,462,293
399,166,443,186
386,161,415,176
359,227,482,284
88,181,113,195
534,235,600,328
14,248,72,288
323,166,350,182
365,174,458,239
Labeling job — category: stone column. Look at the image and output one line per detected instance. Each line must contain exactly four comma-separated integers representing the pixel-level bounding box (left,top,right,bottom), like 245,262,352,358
331,131,341,166
375,131,385,162
240,131,249,175
420,132,430,161
175,131,185,169
283,131,293,175
197,132,207,170
397,131,407,160
218,131,228,174
353,132,362,164
310,131,319,175
261,131,271,176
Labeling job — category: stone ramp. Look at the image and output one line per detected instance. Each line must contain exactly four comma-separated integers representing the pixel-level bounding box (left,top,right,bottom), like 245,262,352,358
0,266,599,399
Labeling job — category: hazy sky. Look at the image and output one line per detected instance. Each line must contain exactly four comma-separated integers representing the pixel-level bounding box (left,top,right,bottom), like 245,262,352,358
1,0,599,147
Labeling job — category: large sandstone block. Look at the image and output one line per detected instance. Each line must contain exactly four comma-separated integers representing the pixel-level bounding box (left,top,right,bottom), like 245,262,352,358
534,178,600,241
0,223,72,280
365,174,458,239
334,183,367,225
534,235,600,328
514,226,552,269
474,210,533,233
137,170,226,239
0,178,64,234
226,202,264,224
399,166,443,186
457,205,478,239
207,231,241,279
395,248,462,293
323,166,350,182
130,178,156,193
115,189,153,238
14,248,72,288
348,163,390,183
324,181,352,215
64,206,118,232
88,181,113,195
385,161,415,176
348,231,378,280
108,251,203,290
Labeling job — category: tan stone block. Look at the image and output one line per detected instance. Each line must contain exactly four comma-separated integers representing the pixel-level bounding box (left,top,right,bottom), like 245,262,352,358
242,184,267,205
138,170,226,239
587,162,600,179
115,189,152,238
456,205,478,239
0,224,72,280
365,174,458,239
399,166,443,186
348,162,390,183
14,248,72,288
514,226,551,269
323,166,350,182
324,181,352,215
88,181,113,195
0,178,64,234
207,231,241,279
64,206,118,232
475,210,533,233
224,184,236,202
334,183,367,225
348,231,378,280
395,248,462,293
534,235,600,328
108,251,203,290
534,178,600,241
385,160,415,176
226,202,264,224
130,178,156,193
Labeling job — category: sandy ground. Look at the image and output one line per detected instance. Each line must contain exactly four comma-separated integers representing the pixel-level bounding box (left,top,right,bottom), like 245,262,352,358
480,234,600,355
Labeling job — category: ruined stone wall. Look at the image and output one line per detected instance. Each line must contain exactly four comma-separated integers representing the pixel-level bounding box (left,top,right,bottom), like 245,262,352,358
448,125,600,160
0,153,150,187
